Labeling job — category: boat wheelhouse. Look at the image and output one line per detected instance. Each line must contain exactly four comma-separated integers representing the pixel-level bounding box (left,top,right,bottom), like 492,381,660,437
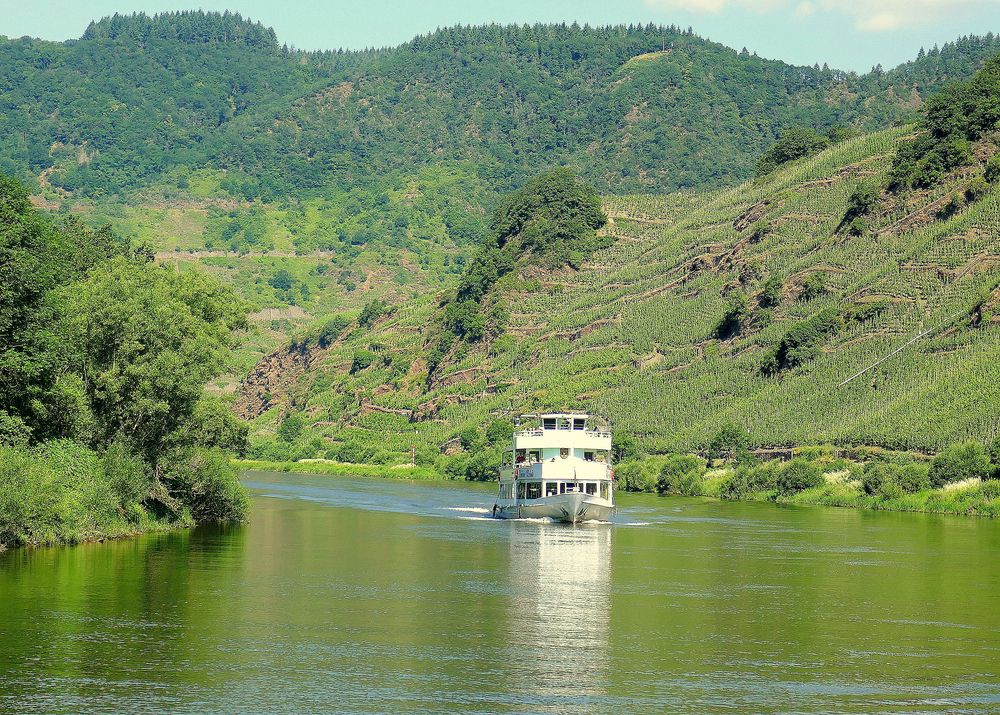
492,413,615,523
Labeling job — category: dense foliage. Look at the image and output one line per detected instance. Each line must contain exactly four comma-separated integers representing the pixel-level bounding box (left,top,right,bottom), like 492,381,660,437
0,177,249,547
619,436,1000,516
755,128,830,177
2,14,999,202
888,54,1000,190
441,170,607,346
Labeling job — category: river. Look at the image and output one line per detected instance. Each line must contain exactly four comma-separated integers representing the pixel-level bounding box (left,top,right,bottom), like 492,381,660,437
2,471,999,714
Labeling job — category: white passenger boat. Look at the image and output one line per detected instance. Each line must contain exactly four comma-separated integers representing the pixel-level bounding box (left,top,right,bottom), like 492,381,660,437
492,413,615,523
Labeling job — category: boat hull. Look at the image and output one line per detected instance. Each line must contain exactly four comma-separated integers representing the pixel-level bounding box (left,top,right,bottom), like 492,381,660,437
493,493,614,523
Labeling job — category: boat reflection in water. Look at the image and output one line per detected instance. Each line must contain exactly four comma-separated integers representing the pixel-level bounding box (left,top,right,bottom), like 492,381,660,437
504,523,612,711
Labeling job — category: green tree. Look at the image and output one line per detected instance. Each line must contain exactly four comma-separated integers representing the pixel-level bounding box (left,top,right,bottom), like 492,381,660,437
929,441,991,487
52,256,246,460
358,300,388,328
707,424,751,465
759,275,783,309
755,127,829,176
775,458,823,495
269,269,294,292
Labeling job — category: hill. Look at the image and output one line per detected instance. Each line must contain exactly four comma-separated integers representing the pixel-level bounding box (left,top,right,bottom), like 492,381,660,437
3,15,999,199
238,120,1000,468
5,13,999,388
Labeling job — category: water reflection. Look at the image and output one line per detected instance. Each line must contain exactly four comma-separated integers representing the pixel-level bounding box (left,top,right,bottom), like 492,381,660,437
505,524,612,710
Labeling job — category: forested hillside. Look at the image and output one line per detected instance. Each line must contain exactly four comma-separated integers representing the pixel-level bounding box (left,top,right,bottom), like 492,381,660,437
3,13,999,198
239,56,1000,472
4,12,998,390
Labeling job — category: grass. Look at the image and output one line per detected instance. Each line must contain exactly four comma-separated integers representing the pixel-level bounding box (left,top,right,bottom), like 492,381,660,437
235,459,444,481
0,442,192,549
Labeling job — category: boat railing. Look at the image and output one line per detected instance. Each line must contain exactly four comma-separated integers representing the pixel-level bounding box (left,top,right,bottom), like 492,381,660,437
513,428,612,439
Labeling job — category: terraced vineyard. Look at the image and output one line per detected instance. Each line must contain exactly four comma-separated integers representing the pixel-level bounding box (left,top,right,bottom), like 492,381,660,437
244,127,1000,462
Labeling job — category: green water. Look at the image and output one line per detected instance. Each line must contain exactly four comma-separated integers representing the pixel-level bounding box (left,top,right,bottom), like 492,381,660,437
2,472,999,714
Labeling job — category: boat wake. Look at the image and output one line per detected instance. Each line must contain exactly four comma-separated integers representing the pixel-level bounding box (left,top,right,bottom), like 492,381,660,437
441,507,493,514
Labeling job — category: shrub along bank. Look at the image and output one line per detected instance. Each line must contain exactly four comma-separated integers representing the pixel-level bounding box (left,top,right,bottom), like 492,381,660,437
616,436,1000,518
0,176,250,549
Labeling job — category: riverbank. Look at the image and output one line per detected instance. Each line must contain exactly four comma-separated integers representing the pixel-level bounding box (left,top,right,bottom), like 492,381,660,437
618,444,1000,518
235,459,442,481
0,442,248,550
242,443,1000,519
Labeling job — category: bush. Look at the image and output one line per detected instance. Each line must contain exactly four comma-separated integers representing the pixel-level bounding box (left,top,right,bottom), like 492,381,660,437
169,397,249,455
762,307,841,375
314,314,351,347
277,413,305,443
847,217,868,237
798,272,828,301
758,275,783,308
862,462,929,497
0,410,31,448
358,300,388,328
965,176,990,202
160,447,249,522
102,442,151,523
0,441,156,547
458,426,481,450
929,441,991,488
715,293,749,339
706,424,752,465
984,154,1000,184
334,439,377,464
485,419,514,446
756,127,829,176
350,349,377,374
612,434,641,463
657,454,706,495
841,182,879,229
989,437,1000,472
464,450,499,481
616,460,659,492
719,461,779,499
775,458,823,495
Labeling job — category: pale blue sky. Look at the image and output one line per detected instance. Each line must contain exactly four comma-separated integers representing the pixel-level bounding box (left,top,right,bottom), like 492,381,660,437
1,0,998,72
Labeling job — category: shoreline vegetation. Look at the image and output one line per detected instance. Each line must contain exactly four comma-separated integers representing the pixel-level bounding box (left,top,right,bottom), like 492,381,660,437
0,177,250,551
236,459,440,481
236,434,1000,519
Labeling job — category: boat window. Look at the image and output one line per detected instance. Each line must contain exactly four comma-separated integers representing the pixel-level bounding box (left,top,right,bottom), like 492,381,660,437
515,450,526,463
545,482,558,497
585,483,597,495
517,483,526,499
601,483,610,500
526,482,542,500
528,450,540,463
542,417,556,430
573,418,586,430
584,451,595,461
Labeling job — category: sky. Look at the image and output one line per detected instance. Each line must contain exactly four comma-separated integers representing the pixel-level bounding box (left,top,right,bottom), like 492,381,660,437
1,0,999,72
